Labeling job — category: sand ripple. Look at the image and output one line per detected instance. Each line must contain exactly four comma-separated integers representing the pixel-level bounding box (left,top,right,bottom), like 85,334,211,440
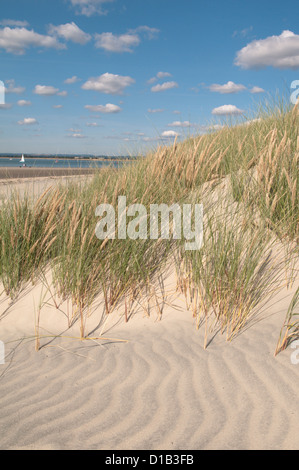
1,300,299,451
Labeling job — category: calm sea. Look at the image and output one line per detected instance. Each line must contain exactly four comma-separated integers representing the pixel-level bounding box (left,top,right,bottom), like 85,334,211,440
0,158,125,169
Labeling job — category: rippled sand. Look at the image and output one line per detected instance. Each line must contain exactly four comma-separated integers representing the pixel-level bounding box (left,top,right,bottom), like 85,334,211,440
0,268,298,450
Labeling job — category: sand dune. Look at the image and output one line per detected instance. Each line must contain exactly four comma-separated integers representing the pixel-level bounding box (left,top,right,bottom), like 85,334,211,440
0,269,298,450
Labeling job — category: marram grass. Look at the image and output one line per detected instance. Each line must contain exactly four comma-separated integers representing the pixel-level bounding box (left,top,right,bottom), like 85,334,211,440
0,98,298,351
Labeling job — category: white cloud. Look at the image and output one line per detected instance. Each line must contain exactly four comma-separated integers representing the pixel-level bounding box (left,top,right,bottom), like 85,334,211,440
94,32,140,53
205,124,225,132
48,22,91,45
18,117,38,125
235,30,299,69
250,86,265,94
168,120,191,128
162,130,180,138
0,20,29,27
243,118,262,126
5,79,25,94
53,105,63,109
212,104,244,116
157,71,172,79
128,26,160,39
148,108,164,113
17,100,31,106
151,81,178,93
64,76,80,84
69,0,115,16
0,26,65,54
208,81,247,94
57,90,68,96
82,73,135,94
95,25,159,53
34,85,60,96
148,71,172,84
147,77,157,85
84,103,121,113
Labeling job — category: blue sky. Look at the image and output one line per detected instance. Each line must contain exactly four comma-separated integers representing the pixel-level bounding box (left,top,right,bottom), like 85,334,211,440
0,0,298,155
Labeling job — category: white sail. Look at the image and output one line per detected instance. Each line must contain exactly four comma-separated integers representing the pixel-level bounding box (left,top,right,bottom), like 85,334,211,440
20,154,25,163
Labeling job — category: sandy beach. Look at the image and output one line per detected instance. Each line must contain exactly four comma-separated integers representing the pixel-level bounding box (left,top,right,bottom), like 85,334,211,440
1,0,298,453
0,172,298,452
0,166,298,451
0,167,98,180
0,264,298,450
0,168,95,201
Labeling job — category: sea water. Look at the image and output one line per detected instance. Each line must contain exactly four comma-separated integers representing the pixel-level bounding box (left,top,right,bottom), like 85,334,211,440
0,158,124,169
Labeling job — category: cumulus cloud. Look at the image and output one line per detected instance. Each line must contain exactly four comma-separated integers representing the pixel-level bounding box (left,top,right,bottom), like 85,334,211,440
128,26,160,39
235,30,299,69
168,120,191,128
147,77,157,85
203,124,225,132
94,26,159,53
84,103,121,113
157,71,172,79
250,86,265,94
48,22,91,45
68,0,115,16
0,26,65,54
148,71,172,84
212,104,244,116
208,81,247,94
18,117,38,125
162,130,180,138
151,81,178,93
5,79,25,94
243,118,262,126
57,90,68,97
64,76,81,84
17,100,31,106
82,73,135,95
34,85,60,96
94,32,140,53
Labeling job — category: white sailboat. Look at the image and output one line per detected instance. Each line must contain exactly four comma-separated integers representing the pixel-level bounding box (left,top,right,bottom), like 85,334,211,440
20,154,26,166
